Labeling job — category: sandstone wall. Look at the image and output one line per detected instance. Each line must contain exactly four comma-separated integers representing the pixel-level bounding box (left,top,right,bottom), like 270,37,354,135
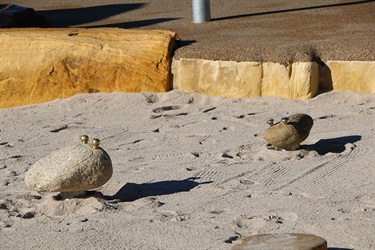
172,59,319,100
0,28,177,108
1,28,373,109
321,61,375,93
172,59,375,99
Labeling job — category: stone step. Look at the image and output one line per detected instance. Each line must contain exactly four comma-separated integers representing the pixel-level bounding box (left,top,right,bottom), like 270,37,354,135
172,58,375,99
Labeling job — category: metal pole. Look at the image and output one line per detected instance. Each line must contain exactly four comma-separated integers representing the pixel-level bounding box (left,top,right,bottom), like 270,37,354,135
192,0,210,23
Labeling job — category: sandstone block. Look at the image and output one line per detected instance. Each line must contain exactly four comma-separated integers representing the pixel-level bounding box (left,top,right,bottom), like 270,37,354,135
321,61,375,93
172,58,318,99
232,233,327,250
0,28,177,108
264,114,314,150
25,137,112,199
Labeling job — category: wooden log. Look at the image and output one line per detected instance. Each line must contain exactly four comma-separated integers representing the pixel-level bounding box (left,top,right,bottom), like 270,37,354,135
0,28,177,108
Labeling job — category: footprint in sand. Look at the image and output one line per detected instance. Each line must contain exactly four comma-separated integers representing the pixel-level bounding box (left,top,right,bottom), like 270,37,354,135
125,197,165,211
0,194,40,221
235,212,298,230
152,105,181,113
151,105,188,119
143,93,159,103
345,193,375,213
150,210,188,223
36,195,117,218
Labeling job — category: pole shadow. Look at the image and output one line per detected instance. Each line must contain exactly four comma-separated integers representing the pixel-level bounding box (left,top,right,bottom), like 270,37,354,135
212,0,375,21
302,135,361,155
99,177,212,202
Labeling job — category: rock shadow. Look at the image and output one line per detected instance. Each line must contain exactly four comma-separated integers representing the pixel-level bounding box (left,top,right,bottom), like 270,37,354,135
102,177,212,202
303,135,361,155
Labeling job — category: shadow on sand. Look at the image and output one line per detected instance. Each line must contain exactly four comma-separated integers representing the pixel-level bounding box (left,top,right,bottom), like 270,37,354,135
302,135,361,155
328,248,353,250
98,177,212,202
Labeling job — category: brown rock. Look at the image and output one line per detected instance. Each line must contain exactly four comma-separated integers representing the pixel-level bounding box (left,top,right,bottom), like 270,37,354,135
264,114,314,150
232,233,327,250
0,28,177,108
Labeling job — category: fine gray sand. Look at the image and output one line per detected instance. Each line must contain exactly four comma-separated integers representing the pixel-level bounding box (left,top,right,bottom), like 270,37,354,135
2,1,374,249
1,90,374,249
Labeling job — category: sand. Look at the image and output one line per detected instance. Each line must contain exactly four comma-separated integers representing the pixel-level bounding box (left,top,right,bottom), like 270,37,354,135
0,90,374,249
2,1,374,249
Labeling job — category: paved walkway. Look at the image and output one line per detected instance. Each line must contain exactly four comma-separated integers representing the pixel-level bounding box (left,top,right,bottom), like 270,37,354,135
13,0,375,62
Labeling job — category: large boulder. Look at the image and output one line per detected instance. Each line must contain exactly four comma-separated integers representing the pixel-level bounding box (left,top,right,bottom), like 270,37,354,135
25,137,112,199
0,28,177,108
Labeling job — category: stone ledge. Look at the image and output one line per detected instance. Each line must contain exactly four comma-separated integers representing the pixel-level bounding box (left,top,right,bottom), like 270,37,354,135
172,58,319,100
321,61,375,93
172,58,375,99
0,28,177,108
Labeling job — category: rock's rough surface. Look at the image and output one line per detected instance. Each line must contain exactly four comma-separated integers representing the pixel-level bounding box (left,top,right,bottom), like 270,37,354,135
25,143,112,194
0,28,177,108
172,58,375,99
231,233,327,250
264,114,314,150
172,58,319,99
321,61,375,93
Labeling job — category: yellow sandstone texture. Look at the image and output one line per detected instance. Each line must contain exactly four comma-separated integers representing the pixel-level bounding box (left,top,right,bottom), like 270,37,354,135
172,59,319,100
321,61,375,93
173,59,375,99
0,28,177,108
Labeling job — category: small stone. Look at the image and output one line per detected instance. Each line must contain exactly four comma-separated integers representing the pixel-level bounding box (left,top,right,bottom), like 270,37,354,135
19,210,35,219
0,199,8,209
263,114,313,150
25,140,112,198
231,233,327,250
80,218,88,222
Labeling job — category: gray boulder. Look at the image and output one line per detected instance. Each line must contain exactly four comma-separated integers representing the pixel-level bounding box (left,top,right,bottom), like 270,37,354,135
25,136,112,199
